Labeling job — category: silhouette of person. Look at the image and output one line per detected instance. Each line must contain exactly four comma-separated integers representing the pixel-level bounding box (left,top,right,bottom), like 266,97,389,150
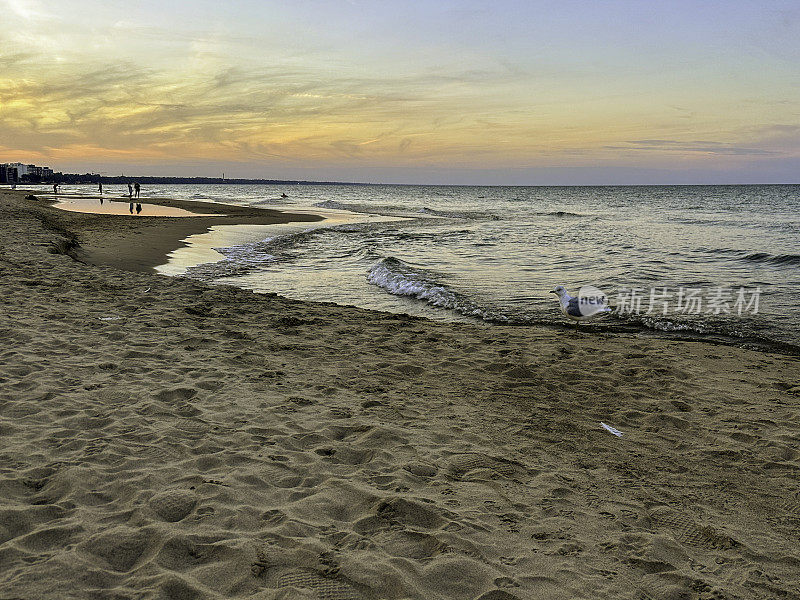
129,202,134,213
136,203,142,214
128,183,133,198
53,183,58,195
134,182,140,198
98,181,103,194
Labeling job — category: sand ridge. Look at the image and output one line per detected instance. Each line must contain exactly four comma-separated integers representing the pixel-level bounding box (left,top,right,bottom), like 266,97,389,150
1,189,799,599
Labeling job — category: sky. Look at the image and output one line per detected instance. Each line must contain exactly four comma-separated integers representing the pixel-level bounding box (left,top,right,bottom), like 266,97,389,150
1,0,799,184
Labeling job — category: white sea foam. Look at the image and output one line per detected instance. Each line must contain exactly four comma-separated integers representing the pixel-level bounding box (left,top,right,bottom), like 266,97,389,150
366,257,509,323
76,180,796,353
367,259,457,308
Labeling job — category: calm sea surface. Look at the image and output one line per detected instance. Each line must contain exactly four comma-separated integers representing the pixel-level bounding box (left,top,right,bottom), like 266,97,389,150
28,183,800,352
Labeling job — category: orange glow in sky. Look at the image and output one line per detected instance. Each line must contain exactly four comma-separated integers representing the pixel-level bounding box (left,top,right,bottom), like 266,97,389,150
1,1,798,184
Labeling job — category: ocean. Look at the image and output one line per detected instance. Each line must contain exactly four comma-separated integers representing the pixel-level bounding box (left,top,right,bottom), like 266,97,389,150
29,183,800,353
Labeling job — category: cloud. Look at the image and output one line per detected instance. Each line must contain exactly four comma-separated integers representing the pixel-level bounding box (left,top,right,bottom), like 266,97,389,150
0,52,37,68
0,43,541,167
606,140,780,156
2,0,52,21
1,13,797,177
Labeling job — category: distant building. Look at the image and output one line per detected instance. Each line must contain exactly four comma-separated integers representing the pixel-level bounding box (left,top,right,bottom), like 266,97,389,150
5,162,28,177
1,162,54,183
0,164,18,184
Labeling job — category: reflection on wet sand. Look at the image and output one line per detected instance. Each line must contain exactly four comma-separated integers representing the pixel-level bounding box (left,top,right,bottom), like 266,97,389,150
52,196,221,217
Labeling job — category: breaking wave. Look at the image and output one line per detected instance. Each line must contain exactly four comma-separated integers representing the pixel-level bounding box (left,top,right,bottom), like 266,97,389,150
366,257,508,322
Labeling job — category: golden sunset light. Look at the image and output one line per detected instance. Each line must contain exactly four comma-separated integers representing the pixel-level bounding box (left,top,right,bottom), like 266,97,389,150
2,0,798,183
3,4,800,599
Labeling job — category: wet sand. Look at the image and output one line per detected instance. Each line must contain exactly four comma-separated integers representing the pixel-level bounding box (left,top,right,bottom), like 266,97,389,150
33,192,322,272
1,188,799,600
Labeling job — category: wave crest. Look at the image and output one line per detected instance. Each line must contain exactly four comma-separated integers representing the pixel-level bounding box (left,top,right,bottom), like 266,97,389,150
366,257,508,322
741,252,800,266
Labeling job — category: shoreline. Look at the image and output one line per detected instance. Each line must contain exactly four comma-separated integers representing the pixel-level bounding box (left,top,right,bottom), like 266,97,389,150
13,187,800,357
2,187,800,599
22,188,324,272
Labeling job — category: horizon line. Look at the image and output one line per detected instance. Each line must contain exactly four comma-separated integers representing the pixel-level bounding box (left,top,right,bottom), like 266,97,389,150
7,173,800,188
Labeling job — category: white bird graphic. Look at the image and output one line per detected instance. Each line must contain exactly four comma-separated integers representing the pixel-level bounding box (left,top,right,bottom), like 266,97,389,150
550,285,611,321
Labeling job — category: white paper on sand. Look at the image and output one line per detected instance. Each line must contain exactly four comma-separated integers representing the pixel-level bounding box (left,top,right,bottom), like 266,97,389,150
600,422,623,437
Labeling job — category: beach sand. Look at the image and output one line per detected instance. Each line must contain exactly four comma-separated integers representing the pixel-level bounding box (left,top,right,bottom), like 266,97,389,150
1,188,799,600
35,193,323,272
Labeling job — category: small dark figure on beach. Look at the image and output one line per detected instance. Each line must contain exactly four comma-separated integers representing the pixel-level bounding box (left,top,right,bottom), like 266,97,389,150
53,183,58,195
134,182,140,198
98,182,103,194
136,203,142,214
129,202,134,213
128,183,133,198
281,193,288,198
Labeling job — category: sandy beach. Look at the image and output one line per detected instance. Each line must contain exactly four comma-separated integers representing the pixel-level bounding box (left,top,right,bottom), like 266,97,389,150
30,193,323,273
1,188,799,600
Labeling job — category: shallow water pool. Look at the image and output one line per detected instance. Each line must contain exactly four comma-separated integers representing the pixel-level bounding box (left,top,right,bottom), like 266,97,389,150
52,196,219,217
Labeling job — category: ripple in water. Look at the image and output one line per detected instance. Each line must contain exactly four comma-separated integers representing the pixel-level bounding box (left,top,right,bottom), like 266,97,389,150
35,182,798,353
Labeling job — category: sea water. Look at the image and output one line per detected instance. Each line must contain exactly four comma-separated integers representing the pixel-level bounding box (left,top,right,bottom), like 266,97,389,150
23,183,800,352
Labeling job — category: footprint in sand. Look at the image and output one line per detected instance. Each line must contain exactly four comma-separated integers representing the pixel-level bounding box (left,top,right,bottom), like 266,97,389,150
153,387,198,402
260,509,287,526
170,418,212,439
374,529,448,559
82,526,156,572
251,548,371,600
404,462,439,478
149,489,197,522
274,569,363,600
446,453,526,481
156,534,226,571
648,506,739,550
477,591,523,600
0,505,71,546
